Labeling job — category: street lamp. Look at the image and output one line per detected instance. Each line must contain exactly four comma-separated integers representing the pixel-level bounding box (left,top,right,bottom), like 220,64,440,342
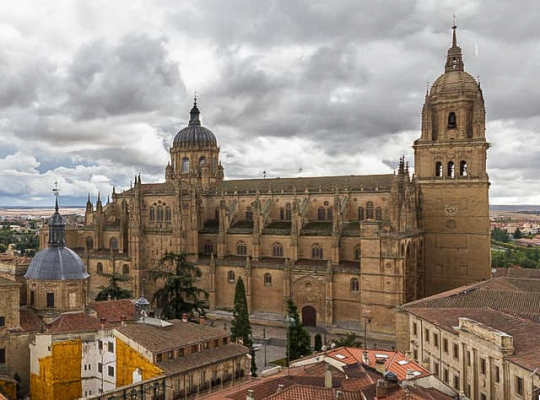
263,327,267,367
363,309,371,349
284,315,296,374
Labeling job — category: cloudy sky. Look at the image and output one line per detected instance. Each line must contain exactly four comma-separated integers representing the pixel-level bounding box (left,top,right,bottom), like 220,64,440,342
0,0,538,206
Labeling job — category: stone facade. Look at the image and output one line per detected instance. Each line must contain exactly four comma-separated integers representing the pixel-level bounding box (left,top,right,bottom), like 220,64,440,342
45,27,491,338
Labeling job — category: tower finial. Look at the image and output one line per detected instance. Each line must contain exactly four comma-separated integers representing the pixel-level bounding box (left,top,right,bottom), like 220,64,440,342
445,23,464,72
452,21,457,47
189,95,201,126
194,91,198,107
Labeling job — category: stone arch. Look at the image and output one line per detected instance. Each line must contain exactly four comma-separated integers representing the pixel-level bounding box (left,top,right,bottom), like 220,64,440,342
302,305,317,327
292,275,325,325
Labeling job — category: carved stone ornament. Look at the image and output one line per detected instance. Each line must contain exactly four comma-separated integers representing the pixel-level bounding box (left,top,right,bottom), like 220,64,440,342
444,203,459,216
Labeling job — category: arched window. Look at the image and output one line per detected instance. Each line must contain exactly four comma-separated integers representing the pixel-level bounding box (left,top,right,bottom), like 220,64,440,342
245,208,253,221
366,202,374,219
149,207,155,221
97,262,103,274
264,273,272,287
327,207,333,220
110,237,118,251
375,207,382,221
182,157,190,172
448,112,457,129
435,162,443,177
165,207,171,222
358,207,365,221
272,243,283,257
199,156,206,166
354,246,361,260
236,241,247,256
122,264,129,276
157,207,164,222
285,203,292,220
312,244,323,260
86,237,93,250
350,278,359,292
280,208,285,220
317,207,325,220
448,161,455,178
204,241,213,255
460,161,468,176
227,271,235,283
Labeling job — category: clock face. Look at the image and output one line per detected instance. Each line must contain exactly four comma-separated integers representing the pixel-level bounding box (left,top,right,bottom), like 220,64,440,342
444,203,459,216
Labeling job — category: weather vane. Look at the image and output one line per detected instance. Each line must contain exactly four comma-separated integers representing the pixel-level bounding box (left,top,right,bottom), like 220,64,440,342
52,180,60,198
263,171,267,179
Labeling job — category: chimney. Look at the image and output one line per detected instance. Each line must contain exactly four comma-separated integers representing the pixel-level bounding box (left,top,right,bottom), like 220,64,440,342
246,389,255,400
325,364,332,388
335,389,344,399
199,316,206,325
182,313,188,323
375,379,387,398
120,314,126,327
405,369,416,380
375,357,386,375
362,350,369,365
100,317,106,330
276,384,285,393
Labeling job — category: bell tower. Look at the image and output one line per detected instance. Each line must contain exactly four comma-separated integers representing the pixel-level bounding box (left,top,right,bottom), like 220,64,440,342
414,25,491,295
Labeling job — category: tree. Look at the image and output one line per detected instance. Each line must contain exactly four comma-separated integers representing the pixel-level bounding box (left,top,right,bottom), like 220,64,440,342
230,277,257,376
285,298,311,364
95,273,132,301
334,332,363,348
149,252,208,320
513,228,523,239
314,333,323,352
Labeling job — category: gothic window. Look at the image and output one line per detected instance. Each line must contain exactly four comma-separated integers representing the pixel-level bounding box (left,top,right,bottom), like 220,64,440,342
149,207,155,221
448,161,455,178
311,244,323,260
354,246,361,260
264,273,272,287
204,241,213,255
350,278,359,292
358,207,365,221
448,112,457,129
317,207,325,220
182,157,190,172
460,161,468,176
366,202,374,219
285,203,292,220
272,242,283,257
280,208,285,220
110,237,118,251
157,206,164,222
123,264,129,275
227,271,235,283
245,207,253,221
435,162,443,177
236,241,247,256
327,207,333,220
199,156,206,166
165,207,172,222
86,237,93,250
97,262,103,274
375,207,382,220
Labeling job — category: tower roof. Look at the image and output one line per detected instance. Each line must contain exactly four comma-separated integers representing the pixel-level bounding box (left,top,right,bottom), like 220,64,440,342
445,25,464,72
173,98,218,149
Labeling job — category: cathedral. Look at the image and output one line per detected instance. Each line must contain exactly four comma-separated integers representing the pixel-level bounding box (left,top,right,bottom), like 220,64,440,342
51,26,491,337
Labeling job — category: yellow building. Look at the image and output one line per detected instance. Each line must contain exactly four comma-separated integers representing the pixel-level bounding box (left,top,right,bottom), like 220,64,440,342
48,25,491,338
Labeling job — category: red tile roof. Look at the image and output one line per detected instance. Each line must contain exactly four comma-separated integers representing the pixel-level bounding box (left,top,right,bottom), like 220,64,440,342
265,385,363,400
88,299,136,323
48,312,102,333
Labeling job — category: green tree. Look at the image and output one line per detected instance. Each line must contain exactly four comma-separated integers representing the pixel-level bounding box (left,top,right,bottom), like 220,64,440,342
149,252,208,320
95,273,132,301
314,333,323,352
513,228,523,239
492,227,509,243
230,277,257,376
334,332,363,348
285,298,311,364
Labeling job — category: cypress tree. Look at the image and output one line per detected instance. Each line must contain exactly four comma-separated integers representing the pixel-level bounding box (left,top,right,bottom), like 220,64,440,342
285,298,311,364
231,277,257,376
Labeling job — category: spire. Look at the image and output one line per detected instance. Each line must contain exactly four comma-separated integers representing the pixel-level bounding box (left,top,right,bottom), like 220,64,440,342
445,24,464,72
48,196,66,247
188,95,201,126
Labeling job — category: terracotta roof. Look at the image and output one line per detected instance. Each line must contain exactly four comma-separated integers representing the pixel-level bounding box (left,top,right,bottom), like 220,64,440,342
158,343,248,375
88,299,136,323
215,174,394,193
18,307,42,332
265,385,363,400
48,312,102,333
115,319,229,353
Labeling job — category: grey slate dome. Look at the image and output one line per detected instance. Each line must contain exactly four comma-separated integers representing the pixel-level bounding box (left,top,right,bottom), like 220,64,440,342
173,100,217,149
25,198,89,281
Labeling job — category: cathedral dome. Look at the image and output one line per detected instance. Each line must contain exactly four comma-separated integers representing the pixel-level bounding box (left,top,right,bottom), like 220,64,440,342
173,100,217,149
430,70,480,97
25,198,89,281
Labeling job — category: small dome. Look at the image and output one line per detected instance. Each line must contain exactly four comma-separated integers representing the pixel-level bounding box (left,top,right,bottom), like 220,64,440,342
173,100,217,149
25,246,88,281
430,70,480,98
